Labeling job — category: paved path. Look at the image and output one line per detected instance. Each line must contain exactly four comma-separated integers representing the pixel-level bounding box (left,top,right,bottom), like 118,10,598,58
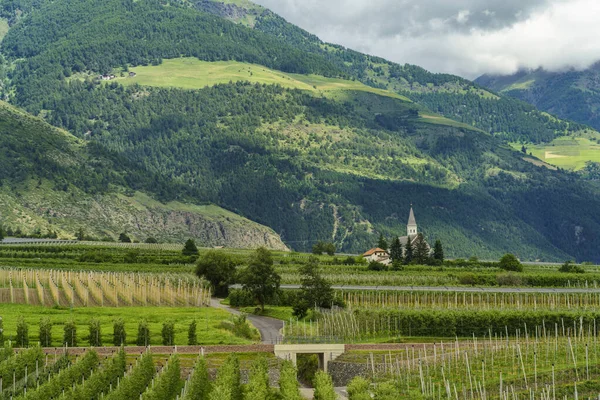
210,298,284,344
231,284,600,294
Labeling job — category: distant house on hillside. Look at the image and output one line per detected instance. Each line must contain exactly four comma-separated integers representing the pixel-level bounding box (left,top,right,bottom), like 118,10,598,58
128,72,137,78
99,74,116,81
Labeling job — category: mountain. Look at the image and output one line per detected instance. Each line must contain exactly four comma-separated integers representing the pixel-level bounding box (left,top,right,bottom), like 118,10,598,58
476,63,600,132
0,101,288,249
0,0,599,261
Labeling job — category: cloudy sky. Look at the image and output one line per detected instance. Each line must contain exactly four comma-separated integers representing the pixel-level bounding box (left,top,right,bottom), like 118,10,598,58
252,0,600,79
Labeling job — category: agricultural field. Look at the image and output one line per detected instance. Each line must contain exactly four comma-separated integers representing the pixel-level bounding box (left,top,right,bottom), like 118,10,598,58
342,333,600,399
0,304,253,346
0,348,299,400
513,136,600,170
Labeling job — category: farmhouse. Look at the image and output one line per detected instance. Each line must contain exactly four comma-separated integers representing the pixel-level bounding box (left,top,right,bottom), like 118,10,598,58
362,247,390,264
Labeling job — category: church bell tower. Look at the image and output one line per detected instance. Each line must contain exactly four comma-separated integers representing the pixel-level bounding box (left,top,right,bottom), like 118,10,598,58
407,206,418,238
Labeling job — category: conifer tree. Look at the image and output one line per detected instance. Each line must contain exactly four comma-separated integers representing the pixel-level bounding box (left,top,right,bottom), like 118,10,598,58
63,320,77,347
433,239,444,262
188,320,198,346
377,234,388,251
183,239,199,256
89,318,102,346
413,233,430,265
16,316,28,347
389,237,403,263
404,237,414,265
113,318,126,346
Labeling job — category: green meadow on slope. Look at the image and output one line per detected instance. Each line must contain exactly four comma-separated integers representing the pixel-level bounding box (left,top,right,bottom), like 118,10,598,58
512,136,600,171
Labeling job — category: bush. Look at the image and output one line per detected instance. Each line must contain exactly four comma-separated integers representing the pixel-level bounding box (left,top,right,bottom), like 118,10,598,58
188,320,197,346
244,358,272,400
145,237,158,244
499,253,523,272
113,318,126,346
497,273,523,286
89,318,102,346
183,356,211,400
278,361,302,400
209,354,242,400
347,376,371,400
15,316,28,347
313,371,336,400
367,261,387,271
162,320,175,346
39,318,52,347
219,314,258,340
136,320,151,346
63,320,77,347
559,261,585,274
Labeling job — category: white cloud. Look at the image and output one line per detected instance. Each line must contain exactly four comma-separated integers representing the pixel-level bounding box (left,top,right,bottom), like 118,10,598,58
253,0,600,78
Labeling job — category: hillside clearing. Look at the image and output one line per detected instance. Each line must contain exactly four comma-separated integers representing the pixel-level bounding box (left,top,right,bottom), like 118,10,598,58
514,137,600,170
115,58,411,101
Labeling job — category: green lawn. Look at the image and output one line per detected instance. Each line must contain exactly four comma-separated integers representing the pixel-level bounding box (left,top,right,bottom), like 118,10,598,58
116,58,411,101
0,304,254,347
514,136,600,170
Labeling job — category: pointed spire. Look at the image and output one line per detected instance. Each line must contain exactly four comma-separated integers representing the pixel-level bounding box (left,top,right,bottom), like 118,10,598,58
408,207,416,226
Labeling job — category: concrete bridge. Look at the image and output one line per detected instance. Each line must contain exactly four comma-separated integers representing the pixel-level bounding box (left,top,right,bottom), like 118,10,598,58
274,344,346,372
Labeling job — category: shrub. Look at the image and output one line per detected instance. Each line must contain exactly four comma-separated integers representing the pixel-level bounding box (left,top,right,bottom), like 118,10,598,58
499,253,523,272
15,316,28,347
347,376,372,400
89,318,102,346
183,356,211,400
497,273,523,286
162,320,175,346
145,237,158,244
559,260,585,274
209,354,242,400
219,314,258,340
313,371,336,400
63,320,77,347
367,261,387,271
39,318,52,347
278,361,302,400
188,320,197,346
136,320,151,346
0,316,3,345
113,318,126,346
244,358,272,400
141,355,181,400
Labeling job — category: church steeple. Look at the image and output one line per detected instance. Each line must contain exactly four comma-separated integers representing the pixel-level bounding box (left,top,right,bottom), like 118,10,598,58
407,206,418,237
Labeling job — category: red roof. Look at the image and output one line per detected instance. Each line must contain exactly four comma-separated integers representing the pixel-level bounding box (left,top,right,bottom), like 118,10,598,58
363,248,387,256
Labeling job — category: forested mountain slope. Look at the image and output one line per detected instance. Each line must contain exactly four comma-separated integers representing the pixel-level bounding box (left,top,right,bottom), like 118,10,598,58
0,101,288,248
0,0,599,261
193,0,592,145
476,63,600,132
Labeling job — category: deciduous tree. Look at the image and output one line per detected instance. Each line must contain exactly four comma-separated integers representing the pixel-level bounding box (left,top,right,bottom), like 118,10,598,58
239,248,280,311
196,251,238,297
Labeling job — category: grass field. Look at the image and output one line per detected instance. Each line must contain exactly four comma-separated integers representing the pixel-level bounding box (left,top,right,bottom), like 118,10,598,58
514,136,600,170
0,304,253,346
116,58,411,101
